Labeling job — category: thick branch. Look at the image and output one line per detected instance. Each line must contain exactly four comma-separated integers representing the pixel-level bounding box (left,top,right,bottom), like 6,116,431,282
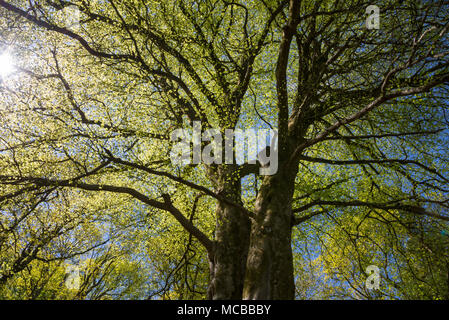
288,74,449,165
293,200,449,222
0,175,214,254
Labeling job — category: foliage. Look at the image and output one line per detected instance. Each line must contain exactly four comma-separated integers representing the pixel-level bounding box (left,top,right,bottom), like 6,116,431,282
0,0,448,299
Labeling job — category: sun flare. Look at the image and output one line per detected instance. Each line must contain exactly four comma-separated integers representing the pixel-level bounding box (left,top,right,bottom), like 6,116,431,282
0,52,15,78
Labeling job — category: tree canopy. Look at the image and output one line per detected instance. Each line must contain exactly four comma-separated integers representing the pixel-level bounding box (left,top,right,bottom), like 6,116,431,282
0,0,448,300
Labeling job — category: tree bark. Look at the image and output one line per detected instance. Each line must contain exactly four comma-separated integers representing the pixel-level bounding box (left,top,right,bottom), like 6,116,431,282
242,163,298,299
207,166,251,299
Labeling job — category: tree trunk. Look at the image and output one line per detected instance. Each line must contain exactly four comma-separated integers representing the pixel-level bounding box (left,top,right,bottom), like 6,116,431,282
207,166,251,299
242,165,298,299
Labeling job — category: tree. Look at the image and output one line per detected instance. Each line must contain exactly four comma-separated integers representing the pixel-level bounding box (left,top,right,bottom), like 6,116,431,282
310,207,449,299
0,0,448,299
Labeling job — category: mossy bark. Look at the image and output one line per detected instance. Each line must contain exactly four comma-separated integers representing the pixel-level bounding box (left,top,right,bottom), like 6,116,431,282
242,158,299,299
207,166,251,299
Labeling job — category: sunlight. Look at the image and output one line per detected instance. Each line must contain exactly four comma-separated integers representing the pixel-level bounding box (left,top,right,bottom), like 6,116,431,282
0,51,15,79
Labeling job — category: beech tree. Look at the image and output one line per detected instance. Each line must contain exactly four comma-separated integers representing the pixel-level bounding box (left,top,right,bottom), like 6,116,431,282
0,0,448,299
